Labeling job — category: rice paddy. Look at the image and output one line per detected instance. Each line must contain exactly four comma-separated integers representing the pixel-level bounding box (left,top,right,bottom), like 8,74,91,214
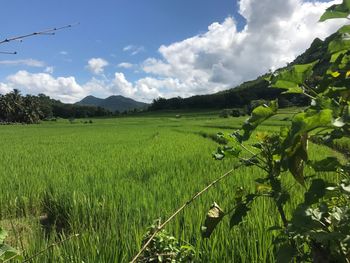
0,110,344,262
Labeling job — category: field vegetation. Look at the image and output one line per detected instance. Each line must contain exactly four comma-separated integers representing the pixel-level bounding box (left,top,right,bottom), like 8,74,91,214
0,110,346,262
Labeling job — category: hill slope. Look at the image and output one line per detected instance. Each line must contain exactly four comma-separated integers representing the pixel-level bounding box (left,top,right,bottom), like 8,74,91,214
149,33,335,111
76,95,148,112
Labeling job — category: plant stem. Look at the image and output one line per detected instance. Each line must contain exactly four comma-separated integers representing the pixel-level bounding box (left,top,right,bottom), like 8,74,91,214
130,164,242,263
22,234,79,263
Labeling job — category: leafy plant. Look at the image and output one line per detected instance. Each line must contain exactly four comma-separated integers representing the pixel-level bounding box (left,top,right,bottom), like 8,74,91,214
137,220,196,262
0,227,22,262
206,2,350,262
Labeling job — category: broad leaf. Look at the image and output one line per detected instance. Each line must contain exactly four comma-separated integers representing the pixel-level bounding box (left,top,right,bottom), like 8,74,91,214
242,100,278,141
230,194,256,228
213,146,241,160
338,25,350,34
304,179,327,205
309,157,341,172
319,0,350,21
0,244,23,261
270,62,317,93
328,34,350,54
290,109,333,135
201,202,225,238
287,133,308,186
283,109,333,185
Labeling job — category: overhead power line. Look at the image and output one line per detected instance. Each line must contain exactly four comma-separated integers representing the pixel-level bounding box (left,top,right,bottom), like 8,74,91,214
0,23,79,54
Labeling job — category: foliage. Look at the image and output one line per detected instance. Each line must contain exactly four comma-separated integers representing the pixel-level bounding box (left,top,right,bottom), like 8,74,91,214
0,89,112,124
148,78,306,111
137,220,196,262
0,227,22,262
208,2,350,262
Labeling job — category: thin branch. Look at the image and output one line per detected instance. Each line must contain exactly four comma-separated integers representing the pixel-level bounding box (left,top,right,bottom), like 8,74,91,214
2,253,22,263
238,157,269,172
0,23,79,55
22,234,79,263
0,51,17,55
239,142,267,166
130,164,242,263
0,23,79,45
303,91,316,100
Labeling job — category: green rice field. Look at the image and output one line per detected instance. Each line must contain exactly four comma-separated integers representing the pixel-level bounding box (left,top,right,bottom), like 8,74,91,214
0,110,344,262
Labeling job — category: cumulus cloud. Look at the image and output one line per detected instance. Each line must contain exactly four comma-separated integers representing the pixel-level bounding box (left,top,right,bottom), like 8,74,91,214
117,62,134,69
0,59,45,67
0,83,12,94
3,71,87,103
140,0,345,98
112,72,137,97
87,57,109,75
0,0,346,103
0,70,161,103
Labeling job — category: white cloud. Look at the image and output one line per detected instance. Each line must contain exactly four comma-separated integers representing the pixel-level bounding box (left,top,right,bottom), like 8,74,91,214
117,62,134,69
123,45,145,55
109,74,186,101
112,72,137,97
4,70,87,103
0,0,346,104
0,70,160,103
0,83,12,94
60,51,68,55
140,0,345,98
87,57,109,75
0,59,45,67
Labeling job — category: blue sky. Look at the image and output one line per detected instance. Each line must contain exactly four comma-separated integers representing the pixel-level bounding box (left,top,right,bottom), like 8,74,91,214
0,0,344,102
1,0,240,81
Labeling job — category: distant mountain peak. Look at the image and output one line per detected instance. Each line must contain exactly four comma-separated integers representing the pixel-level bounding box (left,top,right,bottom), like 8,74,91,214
76,95,148,112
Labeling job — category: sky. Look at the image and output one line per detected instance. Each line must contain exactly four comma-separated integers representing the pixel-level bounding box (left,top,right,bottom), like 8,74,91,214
0,0,346,103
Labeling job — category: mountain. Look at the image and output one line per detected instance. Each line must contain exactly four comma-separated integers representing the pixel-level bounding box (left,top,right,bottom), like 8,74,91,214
76,95,148,112
149,33,336,111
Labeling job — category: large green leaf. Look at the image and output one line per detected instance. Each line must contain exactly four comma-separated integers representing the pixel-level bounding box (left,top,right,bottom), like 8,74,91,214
270,62,317,93
309,157,341,172
304,179,327,205
328,34,350,54
319,0,350,21
230,194,256,228
201,202,225,238
290,109,333,135
0,244,23,261
287,133,308,186
283,110,333,185
338,25,350,34
241,100,278,141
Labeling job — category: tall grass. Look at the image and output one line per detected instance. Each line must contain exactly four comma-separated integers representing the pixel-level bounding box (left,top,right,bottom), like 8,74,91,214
0,113,344,262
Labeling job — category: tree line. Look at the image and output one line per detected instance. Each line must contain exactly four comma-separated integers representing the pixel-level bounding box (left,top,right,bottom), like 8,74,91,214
0,89,112,124
148,77,309,111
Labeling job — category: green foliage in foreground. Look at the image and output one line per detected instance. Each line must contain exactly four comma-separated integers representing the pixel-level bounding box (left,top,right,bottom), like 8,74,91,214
203,3,350,262
0,228,22,262
1,2,350,262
